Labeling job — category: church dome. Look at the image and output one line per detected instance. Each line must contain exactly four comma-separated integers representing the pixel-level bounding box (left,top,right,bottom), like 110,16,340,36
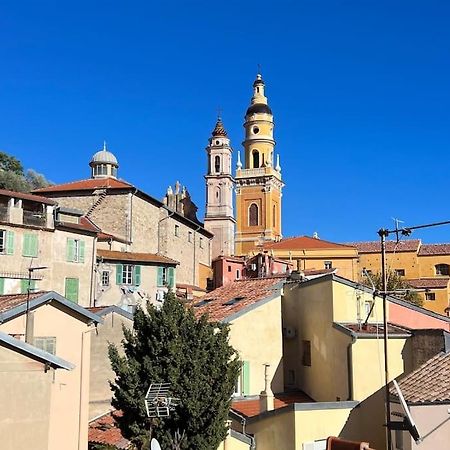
246,103,273,116
90,147,118,166
211,118,228,137
89,142,119,179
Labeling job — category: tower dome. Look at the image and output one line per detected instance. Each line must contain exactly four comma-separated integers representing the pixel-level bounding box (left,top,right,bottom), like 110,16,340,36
89,142,119,179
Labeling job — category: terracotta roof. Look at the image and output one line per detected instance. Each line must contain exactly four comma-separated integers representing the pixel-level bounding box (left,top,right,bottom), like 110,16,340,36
176,283,206,292
57,216,100,233
191,277,284,322
89,411,131,449
97,249,178,265
419,243,450,256
407,278,450,289
391,352,450,404
303,268,336,276
264,236,356,251
33,177,133,193
97,231,129,243
349,239,421,254
232,391,313,418
0,188,56,205
337,322,411,336
0,291,45,313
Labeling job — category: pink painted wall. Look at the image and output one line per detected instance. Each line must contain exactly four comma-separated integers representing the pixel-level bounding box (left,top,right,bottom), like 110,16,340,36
389,301,450,331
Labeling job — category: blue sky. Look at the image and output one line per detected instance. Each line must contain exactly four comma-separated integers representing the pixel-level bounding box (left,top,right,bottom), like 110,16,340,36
1,1,450,243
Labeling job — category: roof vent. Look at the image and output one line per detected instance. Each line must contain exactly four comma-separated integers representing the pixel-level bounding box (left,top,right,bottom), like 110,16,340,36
222,296,245,306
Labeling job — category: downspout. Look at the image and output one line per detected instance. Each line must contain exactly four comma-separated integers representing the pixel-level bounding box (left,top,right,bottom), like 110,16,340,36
127,188,138,249
158,209,175,254
89,234,97,307
231,410,256,449
193,225,201,286
347,332,357,401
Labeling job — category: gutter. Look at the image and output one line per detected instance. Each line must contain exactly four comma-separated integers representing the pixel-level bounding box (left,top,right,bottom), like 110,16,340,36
230,409,256,449
347,333,357,401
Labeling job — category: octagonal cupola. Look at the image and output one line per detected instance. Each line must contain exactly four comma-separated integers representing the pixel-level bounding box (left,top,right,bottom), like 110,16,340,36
89,142,119,179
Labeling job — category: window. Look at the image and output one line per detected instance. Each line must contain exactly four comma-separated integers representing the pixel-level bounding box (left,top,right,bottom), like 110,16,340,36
249,203,259,226
157,266,175,288
362,268,372,276
101,271,110,287
65,278,79,303
214,155,220,173
66,238,85,263
302,340,311,366
111,167,117,177
233,361,251,396
94,164,108,176
435,264,449,276
33,337,56,355
324,261,332,270
23,233,38,257
236,269,240,279
122,265,133,284
20,279,36,294
174,225,179,237
252,150,259,168
0,230,14,255
425,292,436,301
395,269,405,276
188,231,193,243
199,237,203,248
364,301,374,318
116,264,141,286
228,265,232,272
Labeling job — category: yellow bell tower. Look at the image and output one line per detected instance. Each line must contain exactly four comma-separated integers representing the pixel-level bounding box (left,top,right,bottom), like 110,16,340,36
235,73,284,255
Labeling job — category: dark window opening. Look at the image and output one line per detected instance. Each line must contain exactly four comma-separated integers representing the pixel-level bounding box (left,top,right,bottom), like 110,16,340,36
249,203,259,226
215,156,220,173
252,150,259,168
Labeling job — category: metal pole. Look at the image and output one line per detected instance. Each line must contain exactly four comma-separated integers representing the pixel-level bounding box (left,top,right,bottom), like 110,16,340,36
378,228,392,450
25,268,32,343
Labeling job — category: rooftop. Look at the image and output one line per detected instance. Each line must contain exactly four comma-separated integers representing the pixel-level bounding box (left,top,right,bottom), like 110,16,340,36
97,249,179,265
407,278,450,289
191,277,285,322
232,391,313,418
33,177,133,193
57,216,100,234
391,351,450,404
348,239,421,253
264,235,356,251
89,411,130,449
0,188,56,205
419,243,450,256
336,322,411,337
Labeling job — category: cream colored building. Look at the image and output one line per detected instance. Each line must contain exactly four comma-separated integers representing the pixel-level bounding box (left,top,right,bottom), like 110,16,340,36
34,145,213,292
0,189,98,306
0,290,101,450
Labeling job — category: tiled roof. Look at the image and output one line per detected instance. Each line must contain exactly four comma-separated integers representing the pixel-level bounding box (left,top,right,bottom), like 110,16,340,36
407,278,450,289
97,231,129,243
89,411,131,449
232,391,313,418
349,239,421,253
303,268,336,276
391,352,450,404
97,249,178,265
33,177,133,193
337,322,411,337
419,243,450,256
0,188,57,205
57,216,100,233
0,291,44,313
191,277,285,322
264,236,356,251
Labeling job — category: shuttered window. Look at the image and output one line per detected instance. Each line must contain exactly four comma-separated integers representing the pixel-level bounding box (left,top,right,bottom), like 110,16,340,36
66,238,85,263
116,264,141,286
157,267,175,288
0,230,14,255
20,279,36,294
23,233,38,257
242,361,250,395
33,337,56,355
65,278,79,303
0,278,4,295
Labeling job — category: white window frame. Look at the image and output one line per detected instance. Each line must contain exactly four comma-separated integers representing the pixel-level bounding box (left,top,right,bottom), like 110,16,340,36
122,264,133,285
0,230,5,254
101,271,110,287
324,261,332,270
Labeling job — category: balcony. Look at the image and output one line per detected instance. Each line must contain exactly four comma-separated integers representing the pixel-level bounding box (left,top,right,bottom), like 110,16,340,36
0,206,8,223
23,210,46,227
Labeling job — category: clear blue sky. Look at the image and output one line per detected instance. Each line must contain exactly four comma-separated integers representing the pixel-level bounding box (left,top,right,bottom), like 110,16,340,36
1,1,450,243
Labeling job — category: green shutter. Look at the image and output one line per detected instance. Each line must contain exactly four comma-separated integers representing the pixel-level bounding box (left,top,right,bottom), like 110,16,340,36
134,265,141,286
79,240,85,263
168,267,175,288
21,279,36,294
65,278,79,303
6,231,14,255
23,233,38,257
0,278,4,294
66,238,75,262
242,361,250,395
157,267,164,286
23,234,30,256
116,264,123,285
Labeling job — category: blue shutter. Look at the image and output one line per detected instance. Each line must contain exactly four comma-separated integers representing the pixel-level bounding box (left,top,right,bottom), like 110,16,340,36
168,267,175,289
157,267,163,286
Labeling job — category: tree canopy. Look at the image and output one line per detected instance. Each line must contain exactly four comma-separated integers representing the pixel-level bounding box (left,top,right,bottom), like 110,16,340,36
109,293,241,450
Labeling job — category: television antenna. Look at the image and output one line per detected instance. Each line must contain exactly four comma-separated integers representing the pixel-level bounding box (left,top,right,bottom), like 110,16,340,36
151,438,162,450
144,382,179,418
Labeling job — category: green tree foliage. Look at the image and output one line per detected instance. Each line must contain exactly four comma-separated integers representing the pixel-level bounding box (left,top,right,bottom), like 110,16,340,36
361,270,423,306
0,151,23,175
109,293,241,450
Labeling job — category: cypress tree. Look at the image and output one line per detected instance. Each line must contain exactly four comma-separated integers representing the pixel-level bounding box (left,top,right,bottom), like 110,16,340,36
109,292,241,450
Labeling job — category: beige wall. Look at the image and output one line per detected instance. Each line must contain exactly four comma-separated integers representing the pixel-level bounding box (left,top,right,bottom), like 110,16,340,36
217,433,251,450
0,224,95,306
0,346,53,450
0,303,93,450
229,295,284,395
89,311,133,419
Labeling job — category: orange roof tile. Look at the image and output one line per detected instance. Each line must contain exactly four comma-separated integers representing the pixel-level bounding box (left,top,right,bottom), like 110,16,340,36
349,239,421,253
232,391,313,418
264,236,356,251
57,216,100,233
407,278,450,289
191,277,284,322
33,177,133,193
89,411,131,449
0,291,46,313
0,188,56,205
419,243,450,256
97,249,178,265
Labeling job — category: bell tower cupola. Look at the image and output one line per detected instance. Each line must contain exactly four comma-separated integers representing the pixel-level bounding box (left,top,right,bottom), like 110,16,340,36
89,142,119,179
235,73,284,255
204,116,236,259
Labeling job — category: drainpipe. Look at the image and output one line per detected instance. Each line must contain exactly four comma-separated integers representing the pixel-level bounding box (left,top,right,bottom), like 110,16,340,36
231,410,256,449
127,188,138,249
89,235,96,307
158,209,175,254
193,225,201,286
347,332,357,401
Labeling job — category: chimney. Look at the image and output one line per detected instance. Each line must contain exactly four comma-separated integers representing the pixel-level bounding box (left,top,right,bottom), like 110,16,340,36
259,364,274,412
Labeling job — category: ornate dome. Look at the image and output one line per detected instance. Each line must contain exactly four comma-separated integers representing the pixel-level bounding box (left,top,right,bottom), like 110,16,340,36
246,103,273,116
211,118,228,137
90,142,118,167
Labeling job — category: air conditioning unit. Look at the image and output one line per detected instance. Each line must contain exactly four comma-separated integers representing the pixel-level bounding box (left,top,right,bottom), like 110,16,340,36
283,326,297,339
156,290,165,302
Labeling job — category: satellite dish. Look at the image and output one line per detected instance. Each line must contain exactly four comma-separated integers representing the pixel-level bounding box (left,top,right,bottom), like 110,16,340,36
392,380,421,443
151,438,162,450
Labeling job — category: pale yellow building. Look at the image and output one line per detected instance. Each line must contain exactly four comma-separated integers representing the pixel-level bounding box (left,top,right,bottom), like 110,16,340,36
0,189,98,305
0,290,101,450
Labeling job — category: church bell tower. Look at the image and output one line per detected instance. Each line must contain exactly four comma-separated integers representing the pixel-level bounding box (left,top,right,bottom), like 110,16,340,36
204,117,236,259
235,73,284,255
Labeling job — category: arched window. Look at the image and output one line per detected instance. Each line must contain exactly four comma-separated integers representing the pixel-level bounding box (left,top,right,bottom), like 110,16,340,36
252,150,259,168
249,203,259,226
215,187,221,203
215,156,220,173
435,264,449,276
